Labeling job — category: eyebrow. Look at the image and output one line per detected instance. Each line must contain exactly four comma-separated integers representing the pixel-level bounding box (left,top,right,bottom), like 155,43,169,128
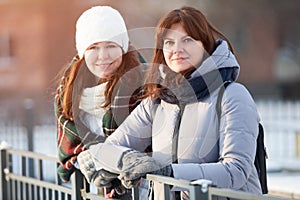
163,35,191,40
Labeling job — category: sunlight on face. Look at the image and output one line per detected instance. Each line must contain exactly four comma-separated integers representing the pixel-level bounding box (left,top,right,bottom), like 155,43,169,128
163,23,205,73
84,42,123,78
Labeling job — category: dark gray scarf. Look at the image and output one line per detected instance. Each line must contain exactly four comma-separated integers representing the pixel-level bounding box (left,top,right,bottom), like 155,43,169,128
159,67,238,105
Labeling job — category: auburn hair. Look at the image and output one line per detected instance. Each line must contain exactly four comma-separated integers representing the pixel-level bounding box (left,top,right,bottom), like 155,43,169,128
60,45,140,120
144,6,234,98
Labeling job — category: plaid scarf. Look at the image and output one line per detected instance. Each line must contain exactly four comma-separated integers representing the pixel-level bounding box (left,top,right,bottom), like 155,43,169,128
55,64,146,182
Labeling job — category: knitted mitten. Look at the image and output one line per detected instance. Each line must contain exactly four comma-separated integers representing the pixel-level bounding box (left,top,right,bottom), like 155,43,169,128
92,169,118,188
77,150,97,183
118,150,172,188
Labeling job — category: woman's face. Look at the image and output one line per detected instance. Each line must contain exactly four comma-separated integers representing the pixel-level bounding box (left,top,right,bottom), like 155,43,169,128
84,41,123,78
162,23,205,73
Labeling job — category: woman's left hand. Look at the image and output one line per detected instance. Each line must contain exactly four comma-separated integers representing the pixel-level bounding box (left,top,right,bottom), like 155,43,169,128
118,150,173,188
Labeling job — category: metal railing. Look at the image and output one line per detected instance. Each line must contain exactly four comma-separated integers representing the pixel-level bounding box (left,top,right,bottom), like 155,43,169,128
0,147,292,200
144,174,289,200
0,148,86,200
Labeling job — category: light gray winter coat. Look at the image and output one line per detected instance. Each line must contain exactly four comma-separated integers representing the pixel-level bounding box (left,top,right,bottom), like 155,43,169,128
90,40,262,199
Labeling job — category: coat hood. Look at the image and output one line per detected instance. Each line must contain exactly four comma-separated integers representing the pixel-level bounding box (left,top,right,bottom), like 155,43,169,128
190,39,240,81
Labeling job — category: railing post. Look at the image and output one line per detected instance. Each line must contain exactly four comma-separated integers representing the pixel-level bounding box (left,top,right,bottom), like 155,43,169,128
132,186,140,200
0,148,8,200
71,169,85,200
23,98,34,177
162,183,170,199
190,179,212,200
189,184,209,200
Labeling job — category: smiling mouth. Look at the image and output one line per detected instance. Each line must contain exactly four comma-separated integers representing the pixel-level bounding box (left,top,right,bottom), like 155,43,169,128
172,57,187,61
96,63,111,68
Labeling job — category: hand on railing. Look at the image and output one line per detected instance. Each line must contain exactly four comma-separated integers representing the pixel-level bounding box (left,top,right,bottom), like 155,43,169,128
77,150,120,186
77,150,98,183
92,169,118,188
105,179,126,198
77,150,128,198
118,150,172,189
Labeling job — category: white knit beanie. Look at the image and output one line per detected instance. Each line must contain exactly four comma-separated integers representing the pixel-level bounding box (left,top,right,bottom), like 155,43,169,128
75,6,129,58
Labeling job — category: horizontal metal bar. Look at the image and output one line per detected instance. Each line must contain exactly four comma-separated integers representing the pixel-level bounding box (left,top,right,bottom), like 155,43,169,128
146,174,290,200
7,173,72,195
81,191,107,200
209,187,291,200
146,174,193,189
6,149,58,162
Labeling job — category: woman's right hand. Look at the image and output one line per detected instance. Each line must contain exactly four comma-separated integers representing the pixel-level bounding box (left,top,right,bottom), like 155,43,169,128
77,150,121,188
77,150,97,183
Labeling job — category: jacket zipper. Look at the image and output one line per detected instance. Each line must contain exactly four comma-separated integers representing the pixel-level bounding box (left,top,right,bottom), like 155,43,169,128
172,104,186,163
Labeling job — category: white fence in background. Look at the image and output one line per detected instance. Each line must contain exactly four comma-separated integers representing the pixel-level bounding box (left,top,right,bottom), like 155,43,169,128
0,123,57,156
256,100,300,173
1,100,300,171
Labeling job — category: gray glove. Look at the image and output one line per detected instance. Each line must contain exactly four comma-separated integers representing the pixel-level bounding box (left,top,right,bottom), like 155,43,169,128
118,150,172,189
77,150,120,188
77,150,97,183
92,169,118,188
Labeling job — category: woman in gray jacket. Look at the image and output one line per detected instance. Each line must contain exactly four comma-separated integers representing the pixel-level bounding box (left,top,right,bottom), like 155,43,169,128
78,6,262,199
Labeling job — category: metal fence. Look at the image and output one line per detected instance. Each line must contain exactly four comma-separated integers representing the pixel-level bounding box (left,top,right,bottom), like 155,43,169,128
0,148,85,200
0,147,291,200
1,99,300,199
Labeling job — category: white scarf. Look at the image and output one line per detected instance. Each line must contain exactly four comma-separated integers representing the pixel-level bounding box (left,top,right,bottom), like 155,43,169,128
79,83,107,118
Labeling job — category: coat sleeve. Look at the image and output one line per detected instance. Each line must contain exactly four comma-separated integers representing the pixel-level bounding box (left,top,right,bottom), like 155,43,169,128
106,98,153,150
172,83,260,190
87,98,153,173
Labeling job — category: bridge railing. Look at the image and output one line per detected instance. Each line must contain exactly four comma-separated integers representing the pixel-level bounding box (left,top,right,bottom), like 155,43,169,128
0,147,291,200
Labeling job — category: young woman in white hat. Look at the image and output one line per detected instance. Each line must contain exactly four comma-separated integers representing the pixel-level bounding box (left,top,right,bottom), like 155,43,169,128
55,6,147,198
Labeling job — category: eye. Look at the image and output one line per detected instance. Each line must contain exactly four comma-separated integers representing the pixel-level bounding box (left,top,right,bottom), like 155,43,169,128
86,44,98,51
106,43,119,49
163,39,174,46
183,37,194,43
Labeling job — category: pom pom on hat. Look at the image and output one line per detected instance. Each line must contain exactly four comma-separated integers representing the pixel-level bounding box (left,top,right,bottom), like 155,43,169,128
75,6,129,58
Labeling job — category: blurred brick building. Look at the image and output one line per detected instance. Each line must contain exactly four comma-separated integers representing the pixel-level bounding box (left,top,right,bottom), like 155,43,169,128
0,0,299,121
0,0,111,120
0,0,163,96
0,1,84,96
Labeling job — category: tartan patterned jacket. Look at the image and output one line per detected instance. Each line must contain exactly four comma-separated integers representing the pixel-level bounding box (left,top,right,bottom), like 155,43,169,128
54,61,147,182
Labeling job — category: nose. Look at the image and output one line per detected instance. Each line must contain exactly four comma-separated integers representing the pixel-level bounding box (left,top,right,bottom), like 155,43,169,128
172,41,184,54
97,47,109,59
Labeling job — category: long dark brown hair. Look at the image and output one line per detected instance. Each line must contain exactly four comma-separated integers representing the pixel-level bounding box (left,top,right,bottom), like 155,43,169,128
60,44,140,120
144,6,234,98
